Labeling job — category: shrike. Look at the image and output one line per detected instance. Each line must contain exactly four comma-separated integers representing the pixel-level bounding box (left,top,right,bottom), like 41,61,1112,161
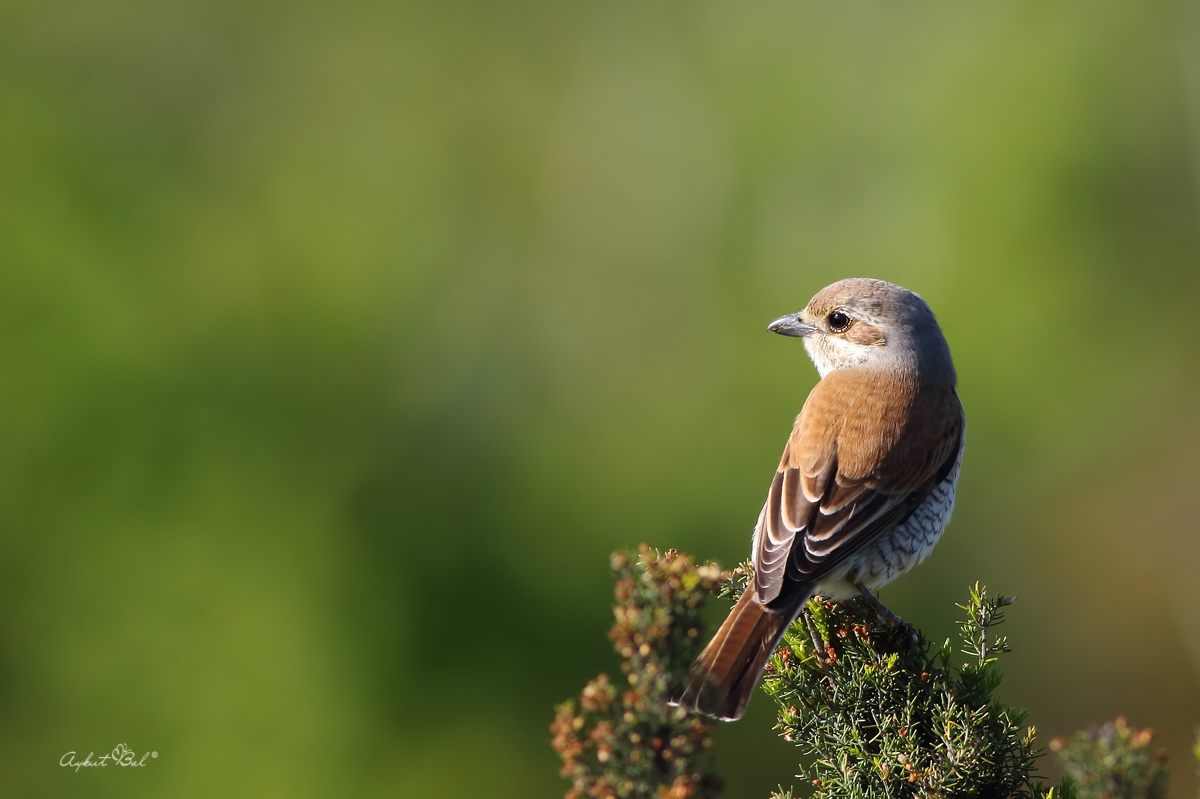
674,278,964,721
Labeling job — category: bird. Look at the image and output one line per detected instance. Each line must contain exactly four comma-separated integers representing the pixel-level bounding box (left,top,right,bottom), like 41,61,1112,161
672,278,965,721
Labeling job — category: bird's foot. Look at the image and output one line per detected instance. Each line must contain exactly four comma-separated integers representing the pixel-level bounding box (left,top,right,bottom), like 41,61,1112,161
855,582,919,642
801,605,831,670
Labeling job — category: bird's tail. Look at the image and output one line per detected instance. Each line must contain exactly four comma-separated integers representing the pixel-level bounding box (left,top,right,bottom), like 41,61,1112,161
671,584,789,721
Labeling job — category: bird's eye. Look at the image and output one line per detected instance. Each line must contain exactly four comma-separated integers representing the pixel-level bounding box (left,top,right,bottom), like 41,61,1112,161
828,311,852,332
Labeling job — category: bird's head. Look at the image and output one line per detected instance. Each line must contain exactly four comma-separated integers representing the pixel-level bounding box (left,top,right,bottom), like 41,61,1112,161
767,278,955,382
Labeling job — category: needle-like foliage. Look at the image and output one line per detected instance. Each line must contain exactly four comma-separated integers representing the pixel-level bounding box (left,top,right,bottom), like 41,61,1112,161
728,569,1057,799
554,548,1196,799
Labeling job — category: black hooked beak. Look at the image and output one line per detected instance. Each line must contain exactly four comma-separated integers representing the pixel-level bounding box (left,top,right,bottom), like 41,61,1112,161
767,312,817,338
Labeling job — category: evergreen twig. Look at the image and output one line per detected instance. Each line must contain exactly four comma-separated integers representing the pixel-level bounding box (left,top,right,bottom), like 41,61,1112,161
554,547,1198,799
732,569,1054,799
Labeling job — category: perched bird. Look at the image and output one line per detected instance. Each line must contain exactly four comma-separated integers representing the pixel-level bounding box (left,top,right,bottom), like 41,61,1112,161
673,278,965,721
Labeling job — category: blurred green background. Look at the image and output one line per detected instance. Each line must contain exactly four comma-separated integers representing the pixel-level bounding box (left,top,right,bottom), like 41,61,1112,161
3,0,1200,796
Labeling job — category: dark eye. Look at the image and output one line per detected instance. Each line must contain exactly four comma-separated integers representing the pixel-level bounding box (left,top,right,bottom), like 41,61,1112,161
828,311,852,332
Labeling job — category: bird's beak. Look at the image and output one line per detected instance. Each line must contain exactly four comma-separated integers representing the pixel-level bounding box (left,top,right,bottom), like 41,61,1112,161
767,312,817,338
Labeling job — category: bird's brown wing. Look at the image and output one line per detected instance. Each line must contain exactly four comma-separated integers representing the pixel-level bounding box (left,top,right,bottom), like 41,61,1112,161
753,369,963,606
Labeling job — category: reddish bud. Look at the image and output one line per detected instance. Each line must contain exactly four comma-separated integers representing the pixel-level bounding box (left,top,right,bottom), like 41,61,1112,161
1131,728,1154,748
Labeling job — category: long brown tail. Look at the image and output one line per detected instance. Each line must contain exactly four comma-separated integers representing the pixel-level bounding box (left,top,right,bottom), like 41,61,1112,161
671,584,791,721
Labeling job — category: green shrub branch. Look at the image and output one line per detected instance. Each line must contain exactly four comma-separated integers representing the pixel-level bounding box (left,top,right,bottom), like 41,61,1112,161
552,546,1197,799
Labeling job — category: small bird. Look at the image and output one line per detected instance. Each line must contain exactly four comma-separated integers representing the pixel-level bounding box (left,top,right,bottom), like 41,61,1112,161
673,278,965,721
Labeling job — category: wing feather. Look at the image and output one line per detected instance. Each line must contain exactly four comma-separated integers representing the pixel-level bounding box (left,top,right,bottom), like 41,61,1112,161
751,369,963,610
781,468,805,531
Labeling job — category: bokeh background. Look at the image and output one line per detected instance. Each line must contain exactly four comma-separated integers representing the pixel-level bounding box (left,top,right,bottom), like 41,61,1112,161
3,0,1200,796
